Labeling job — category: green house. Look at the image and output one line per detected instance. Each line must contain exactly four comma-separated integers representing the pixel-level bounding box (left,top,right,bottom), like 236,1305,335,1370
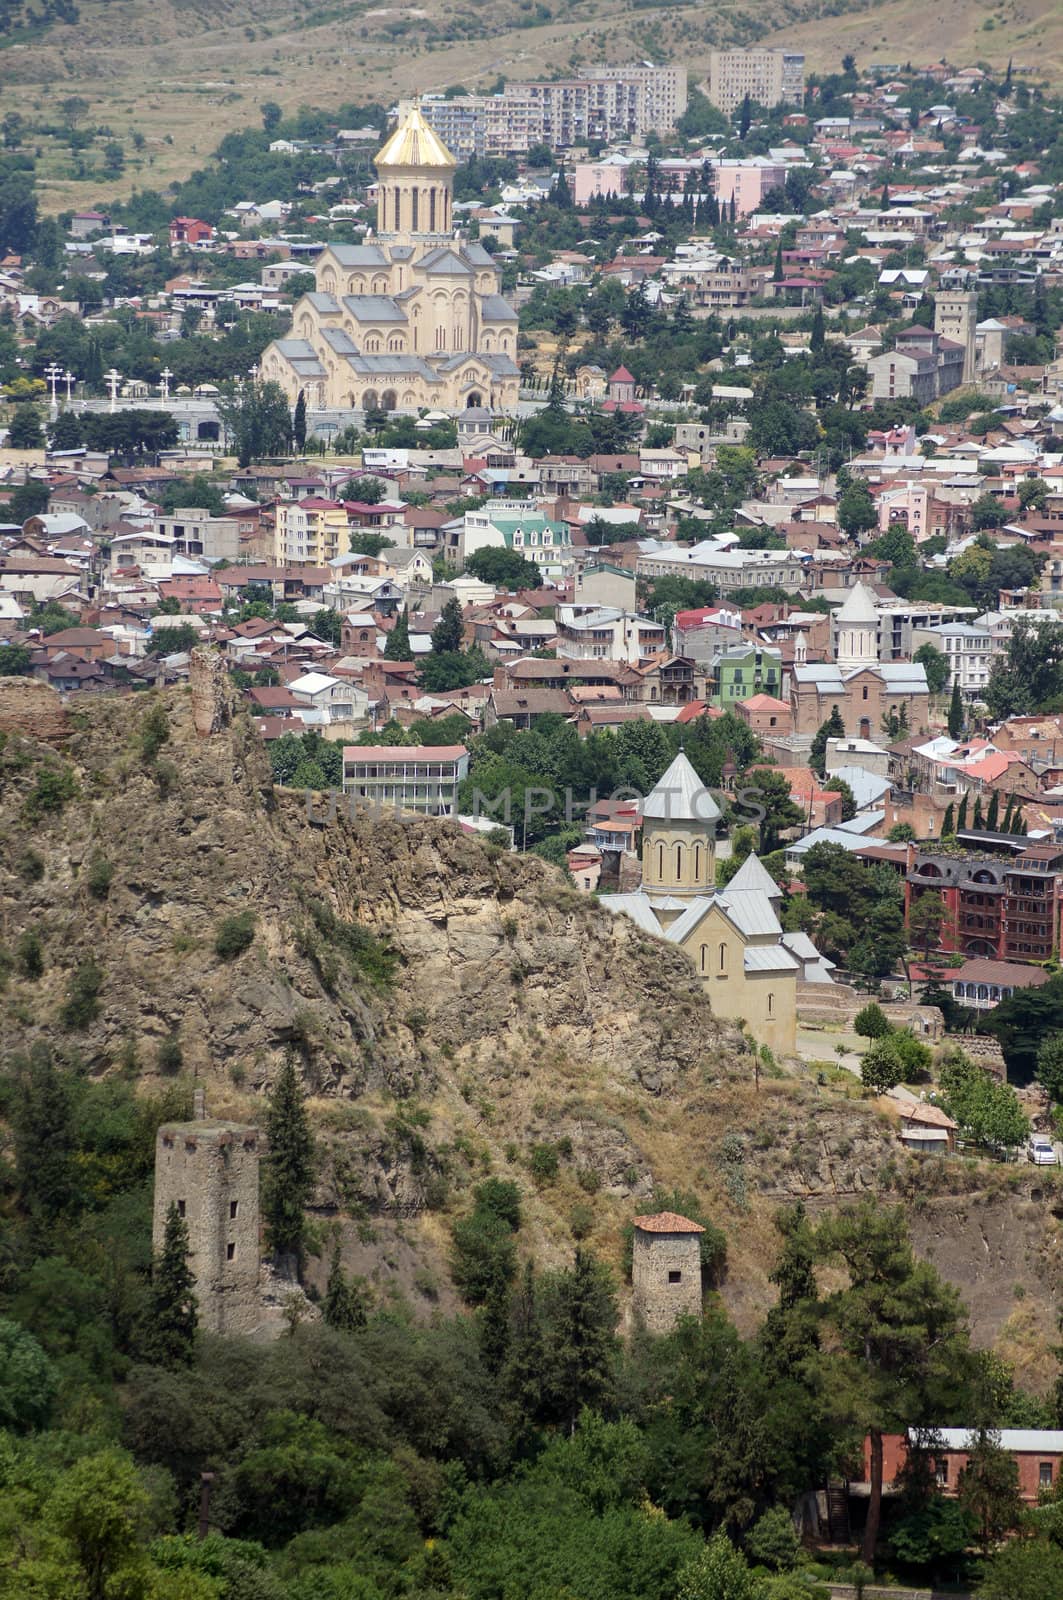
709,644,783,706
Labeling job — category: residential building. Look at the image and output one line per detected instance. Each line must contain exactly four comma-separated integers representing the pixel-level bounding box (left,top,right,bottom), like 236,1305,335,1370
911,622,994,701
341,743,470,815
555,604,667,664
705,49,805,116
866,326,966,403
906,841,1063,963
636,540,806,593
259,109,519,414
714,160,787,217
155,507,251,566
948,956,1052,1011
275,498,350,565
708,644,783,706
457,501,571,576
672,605,744,663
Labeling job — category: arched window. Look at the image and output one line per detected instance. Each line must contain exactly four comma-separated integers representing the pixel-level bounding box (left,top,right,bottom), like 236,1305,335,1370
675,843,683,879
657,843,664,879
700,945,707,973
694,844,702,880
718,942,726,972
767,992,775,1017
411,188,419,232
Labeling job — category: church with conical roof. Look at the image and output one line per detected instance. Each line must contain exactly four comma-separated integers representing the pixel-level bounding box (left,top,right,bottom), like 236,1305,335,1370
259,107,519,415
602,750,835,1054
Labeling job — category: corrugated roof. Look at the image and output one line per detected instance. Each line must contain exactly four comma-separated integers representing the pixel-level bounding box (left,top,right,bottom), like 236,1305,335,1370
642,750,720,822
743,944,800,973
920,1428,1063,1453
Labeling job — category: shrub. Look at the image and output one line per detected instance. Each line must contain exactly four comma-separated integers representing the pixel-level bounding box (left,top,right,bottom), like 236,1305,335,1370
215,911,256,960
745,1506,802,1572
24,764,78,820
15,930,43,979
891,1029,932,1079
472,1177,521,1229
570,1202,595,1240
529,1142,560,1183
451,1209,516,1304
16,848,44,882
157,1036,183,1074
60,958,103,1030
139,701,170,764
854,1001,891,1039
85,855,113,900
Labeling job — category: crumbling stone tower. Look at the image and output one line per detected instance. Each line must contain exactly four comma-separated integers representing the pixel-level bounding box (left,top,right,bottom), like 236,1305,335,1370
189,646,233,737
153,1115,263,1336
632,1210,705,1332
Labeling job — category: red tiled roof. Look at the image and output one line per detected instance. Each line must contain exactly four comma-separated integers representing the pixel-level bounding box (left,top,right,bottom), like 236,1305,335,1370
633,1211,705,1234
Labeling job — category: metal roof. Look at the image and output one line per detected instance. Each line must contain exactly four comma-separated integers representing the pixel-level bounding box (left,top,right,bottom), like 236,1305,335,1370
642,751,720,823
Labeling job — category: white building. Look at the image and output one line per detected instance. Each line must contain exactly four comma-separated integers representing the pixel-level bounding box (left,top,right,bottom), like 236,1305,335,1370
342,743,470,815
912,621,994,701
555,604,667,663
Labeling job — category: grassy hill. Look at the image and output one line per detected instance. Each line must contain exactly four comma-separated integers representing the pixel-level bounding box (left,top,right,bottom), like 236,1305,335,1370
4,0,1062,214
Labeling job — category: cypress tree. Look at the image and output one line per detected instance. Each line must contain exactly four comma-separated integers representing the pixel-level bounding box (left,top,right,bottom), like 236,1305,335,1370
810,704,845,776
293,390,307,451
957,792,969,831
263,1053,316,1270
738,94,751,139
773,237,784,283
1002,793,1015,831
323,1246,367,1332
549,1247,618,1433
810,303,825,354
985,791,1000,831
384,605,411,661
941,802,955,839
947,681,964,739
1012,808,1026,835
142,1202,197,1368
479,1274,512,1373
14,1046,75,1236
973,796,984,830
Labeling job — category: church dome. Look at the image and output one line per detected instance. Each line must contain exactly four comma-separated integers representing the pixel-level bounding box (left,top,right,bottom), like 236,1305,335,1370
375,108,457,170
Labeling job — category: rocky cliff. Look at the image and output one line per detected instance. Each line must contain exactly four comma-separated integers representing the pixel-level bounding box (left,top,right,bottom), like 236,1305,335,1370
2,688,1061,1365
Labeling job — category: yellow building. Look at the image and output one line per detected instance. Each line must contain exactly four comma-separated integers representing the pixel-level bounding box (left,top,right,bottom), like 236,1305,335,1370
603,751,834,1055
274,497,351,564
259,109,520,415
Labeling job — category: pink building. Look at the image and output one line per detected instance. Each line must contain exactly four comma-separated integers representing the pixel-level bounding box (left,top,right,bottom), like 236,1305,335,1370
572,160,631,206
715,160,787,217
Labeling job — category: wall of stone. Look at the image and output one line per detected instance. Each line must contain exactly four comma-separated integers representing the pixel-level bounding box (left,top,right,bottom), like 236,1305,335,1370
632,1230,702,1332
189,647,233,738
153,1120,262,1335
0,678,72,743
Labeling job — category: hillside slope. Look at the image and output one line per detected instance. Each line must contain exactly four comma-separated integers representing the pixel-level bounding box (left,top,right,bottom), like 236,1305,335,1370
7,0,1061,212
1,682,1061,1370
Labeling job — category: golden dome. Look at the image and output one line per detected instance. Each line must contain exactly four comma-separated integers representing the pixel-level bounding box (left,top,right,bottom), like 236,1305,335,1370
375,108,457,170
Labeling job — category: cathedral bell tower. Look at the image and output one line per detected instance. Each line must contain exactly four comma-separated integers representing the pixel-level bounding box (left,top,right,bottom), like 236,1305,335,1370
374,107,456,242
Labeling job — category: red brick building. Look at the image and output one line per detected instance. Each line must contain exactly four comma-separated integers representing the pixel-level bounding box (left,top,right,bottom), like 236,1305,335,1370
866,1429,1063,1505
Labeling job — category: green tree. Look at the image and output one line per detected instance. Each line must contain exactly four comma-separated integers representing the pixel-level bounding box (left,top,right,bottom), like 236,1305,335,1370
947,682,964,739
978,1539,1063,1599
8,405,44,449
985,617,1063,719
322,1245,367,1332
744,1508,800,1572
677,1532,767,1600
14,1047,76,1232
431,595,464,655
970,493,1008,530
957,1427,1022,1555
263,1054,315,1269
837,478,878,541
750,767,803,854
814,1202,971,1564
0,1317,56,1432
914,643,949,696
861,1034,907,1093
939,1053,1030,1149
1037,1034,1063,1103
48,1448,152,1600
941,802,955,839
292,390,307,451
141,1201,197,1369
540,1248,618,1432
465,547,541,589
809,705,845,777
216,379,292,467
854,1002,891,1039
384,606,410,660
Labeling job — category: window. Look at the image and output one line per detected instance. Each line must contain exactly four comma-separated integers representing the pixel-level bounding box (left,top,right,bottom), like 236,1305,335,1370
1042,1462,1055,1488
936,1459,949,1487
226,1242,236,1261
230,1200,239,1219
668,1270,682,1284
719,942,726,973
767,992,774,1017
177,1199,186,1218
675,843,683,878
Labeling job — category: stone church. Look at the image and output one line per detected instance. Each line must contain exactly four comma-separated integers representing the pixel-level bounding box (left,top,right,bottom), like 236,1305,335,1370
260,109,520,414
602,751,835,1054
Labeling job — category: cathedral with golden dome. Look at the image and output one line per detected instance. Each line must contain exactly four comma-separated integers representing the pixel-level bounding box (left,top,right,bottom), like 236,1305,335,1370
259,108,520,415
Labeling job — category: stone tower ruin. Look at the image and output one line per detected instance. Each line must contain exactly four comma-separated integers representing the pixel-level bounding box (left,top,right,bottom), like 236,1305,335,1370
153,1114,263,1336
631,1210,705,1332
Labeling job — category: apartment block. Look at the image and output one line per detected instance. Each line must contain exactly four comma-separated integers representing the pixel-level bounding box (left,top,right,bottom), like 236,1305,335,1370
705,49,805,116
341,744,470,817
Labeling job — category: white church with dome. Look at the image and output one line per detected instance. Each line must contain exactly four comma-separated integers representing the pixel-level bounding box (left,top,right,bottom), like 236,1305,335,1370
259,108,520,415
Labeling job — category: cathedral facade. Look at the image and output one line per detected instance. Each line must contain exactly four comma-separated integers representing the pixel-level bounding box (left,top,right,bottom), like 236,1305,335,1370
260,109,520,415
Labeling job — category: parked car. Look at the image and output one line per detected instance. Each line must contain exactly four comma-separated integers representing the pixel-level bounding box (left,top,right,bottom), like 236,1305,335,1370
1028,1134,1058,1166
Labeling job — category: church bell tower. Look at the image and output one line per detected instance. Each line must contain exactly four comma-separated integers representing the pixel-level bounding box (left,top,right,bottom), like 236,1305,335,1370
374,107,457,242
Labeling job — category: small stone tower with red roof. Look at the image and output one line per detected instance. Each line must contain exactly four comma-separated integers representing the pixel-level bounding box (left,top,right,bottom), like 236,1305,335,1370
632,1210,705,1331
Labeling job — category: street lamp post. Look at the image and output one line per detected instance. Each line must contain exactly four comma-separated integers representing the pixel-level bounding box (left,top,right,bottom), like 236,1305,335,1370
158,367,173,403
63,369,75,405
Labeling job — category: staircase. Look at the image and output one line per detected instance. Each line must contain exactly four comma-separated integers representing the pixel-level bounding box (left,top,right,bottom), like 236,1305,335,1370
826,1481,851,1543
